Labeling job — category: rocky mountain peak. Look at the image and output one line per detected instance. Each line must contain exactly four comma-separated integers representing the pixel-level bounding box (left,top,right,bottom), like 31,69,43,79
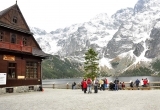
30,27,47,35
134,0,160,14
90,13,110,22
111,8,134,28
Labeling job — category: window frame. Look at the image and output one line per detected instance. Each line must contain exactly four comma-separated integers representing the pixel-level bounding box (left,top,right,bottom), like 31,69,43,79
22,36,27,46
0,30,4,42
26,61,38,79
12,16,18,24
10,33,17,44
7,62,17,79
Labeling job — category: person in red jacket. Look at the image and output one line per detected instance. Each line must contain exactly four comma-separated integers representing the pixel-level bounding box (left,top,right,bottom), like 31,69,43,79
143,78,147,87
87,78,92,93
82,79,87,93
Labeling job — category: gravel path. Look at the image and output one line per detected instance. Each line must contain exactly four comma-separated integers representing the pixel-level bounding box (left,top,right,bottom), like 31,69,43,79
0,89,160,110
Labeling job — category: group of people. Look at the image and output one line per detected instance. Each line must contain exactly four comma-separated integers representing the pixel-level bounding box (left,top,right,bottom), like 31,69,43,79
80,77,126,92
109,80,126,91
130,78,149,88
80,77,109,94
78,77,150,93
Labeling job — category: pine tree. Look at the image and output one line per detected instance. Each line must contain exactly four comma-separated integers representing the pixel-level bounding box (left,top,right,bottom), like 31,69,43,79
84,48,99,80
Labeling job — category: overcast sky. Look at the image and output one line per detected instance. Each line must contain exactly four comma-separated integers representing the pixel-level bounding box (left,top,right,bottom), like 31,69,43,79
0,0,138,32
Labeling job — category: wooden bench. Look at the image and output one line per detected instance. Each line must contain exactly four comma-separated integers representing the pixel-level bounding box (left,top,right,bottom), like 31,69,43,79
126,87,139,90
126,87,150,90
138,87,150,90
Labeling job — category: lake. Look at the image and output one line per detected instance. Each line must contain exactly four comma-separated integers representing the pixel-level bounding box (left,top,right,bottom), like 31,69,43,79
42,76,160,85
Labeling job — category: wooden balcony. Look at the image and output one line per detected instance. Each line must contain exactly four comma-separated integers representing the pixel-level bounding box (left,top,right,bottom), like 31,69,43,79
0,42,32,53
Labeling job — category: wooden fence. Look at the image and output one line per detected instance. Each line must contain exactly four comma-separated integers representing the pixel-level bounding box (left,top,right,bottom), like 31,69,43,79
42,82,160,90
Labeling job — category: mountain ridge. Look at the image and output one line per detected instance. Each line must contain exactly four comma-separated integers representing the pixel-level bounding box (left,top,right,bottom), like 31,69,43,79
31,0,160,76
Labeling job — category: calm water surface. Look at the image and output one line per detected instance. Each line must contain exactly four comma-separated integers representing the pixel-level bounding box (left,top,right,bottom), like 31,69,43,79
42,76,160,85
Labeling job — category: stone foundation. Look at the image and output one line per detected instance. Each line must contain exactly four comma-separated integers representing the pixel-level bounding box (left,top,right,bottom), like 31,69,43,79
0,85,40,95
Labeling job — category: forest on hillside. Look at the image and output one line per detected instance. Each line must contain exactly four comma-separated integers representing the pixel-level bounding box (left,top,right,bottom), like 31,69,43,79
42,55,84,79
42,55,160,79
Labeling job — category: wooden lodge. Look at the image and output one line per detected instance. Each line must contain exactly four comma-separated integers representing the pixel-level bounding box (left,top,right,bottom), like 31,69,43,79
0,3,47,93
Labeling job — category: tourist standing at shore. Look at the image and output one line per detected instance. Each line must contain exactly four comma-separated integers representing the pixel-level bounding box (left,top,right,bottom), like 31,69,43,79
143,78,148,87
105,78,108,89
109,81,114,90
141,79,144,87
103,79,106,90
114,77,119,91
93,77,99,93
135,79,140,87
99,79,104,91
130,80,134,88
122,82,125,90
82,79,87,93
87,77,92,93
118,82,122,90
72,82,76,89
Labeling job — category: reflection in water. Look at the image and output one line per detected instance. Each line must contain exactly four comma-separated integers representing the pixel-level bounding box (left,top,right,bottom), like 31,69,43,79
42,76,160,84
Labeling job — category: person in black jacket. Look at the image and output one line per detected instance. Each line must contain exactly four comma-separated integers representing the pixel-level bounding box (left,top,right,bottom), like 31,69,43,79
109,81,114,91
130,80,134,88
114,77,119,91
72,82,76,89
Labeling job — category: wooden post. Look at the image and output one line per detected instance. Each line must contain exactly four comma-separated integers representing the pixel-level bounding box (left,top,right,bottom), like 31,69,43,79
53,84,55,89
66,83,69,89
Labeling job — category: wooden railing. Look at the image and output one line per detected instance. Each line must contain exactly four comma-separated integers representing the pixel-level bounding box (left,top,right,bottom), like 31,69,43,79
42,82,160,90
0,42,32,53
42,83,82,89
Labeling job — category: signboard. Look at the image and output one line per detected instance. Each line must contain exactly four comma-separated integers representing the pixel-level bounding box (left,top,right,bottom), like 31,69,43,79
3,55,15,61
18,76,25,79
0,73,6,85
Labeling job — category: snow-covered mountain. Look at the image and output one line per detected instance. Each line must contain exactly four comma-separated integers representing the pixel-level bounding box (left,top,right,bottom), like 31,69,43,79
30,0,160,75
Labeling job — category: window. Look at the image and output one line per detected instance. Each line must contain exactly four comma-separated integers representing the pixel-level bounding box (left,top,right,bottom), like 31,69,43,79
13,16,17,24
8,63,16,78
26,61,37,78
0,31,4,41
22,37,27,46
10,34,16,44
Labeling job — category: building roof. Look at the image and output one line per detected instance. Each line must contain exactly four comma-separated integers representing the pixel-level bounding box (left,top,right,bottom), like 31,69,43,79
0,3,31,34
0,22,33,34
32,48,49,58
0,4,14,16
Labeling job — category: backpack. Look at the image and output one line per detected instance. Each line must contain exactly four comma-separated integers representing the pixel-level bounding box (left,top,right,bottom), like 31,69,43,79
87,79,91,84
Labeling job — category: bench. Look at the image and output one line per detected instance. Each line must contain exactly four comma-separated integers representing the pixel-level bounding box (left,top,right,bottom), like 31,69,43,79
126,87,150,90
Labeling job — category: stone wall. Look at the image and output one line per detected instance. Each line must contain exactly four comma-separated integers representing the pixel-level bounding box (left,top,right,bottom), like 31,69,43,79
0,85,40,95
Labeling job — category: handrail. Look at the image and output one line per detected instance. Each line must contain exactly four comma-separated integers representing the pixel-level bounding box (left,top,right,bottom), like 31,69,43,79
42,82,160,89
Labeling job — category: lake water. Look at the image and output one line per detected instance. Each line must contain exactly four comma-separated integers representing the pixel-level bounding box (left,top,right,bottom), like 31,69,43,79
42,76,160,85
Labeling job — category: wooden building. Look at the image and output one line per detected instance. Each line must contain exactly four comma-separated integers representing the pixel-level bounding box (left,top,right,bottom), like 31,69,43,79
0,3,47,93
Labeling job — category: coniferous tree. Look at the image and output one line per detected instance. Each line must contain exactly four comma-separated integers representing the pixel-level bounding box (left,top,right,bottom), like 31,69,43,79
84,48,99,80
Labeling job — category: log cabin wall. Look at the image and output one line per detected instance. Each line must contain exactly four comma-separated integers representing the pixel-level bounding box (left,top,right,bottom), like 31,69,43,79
0,52,42,87
0,27,34,47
